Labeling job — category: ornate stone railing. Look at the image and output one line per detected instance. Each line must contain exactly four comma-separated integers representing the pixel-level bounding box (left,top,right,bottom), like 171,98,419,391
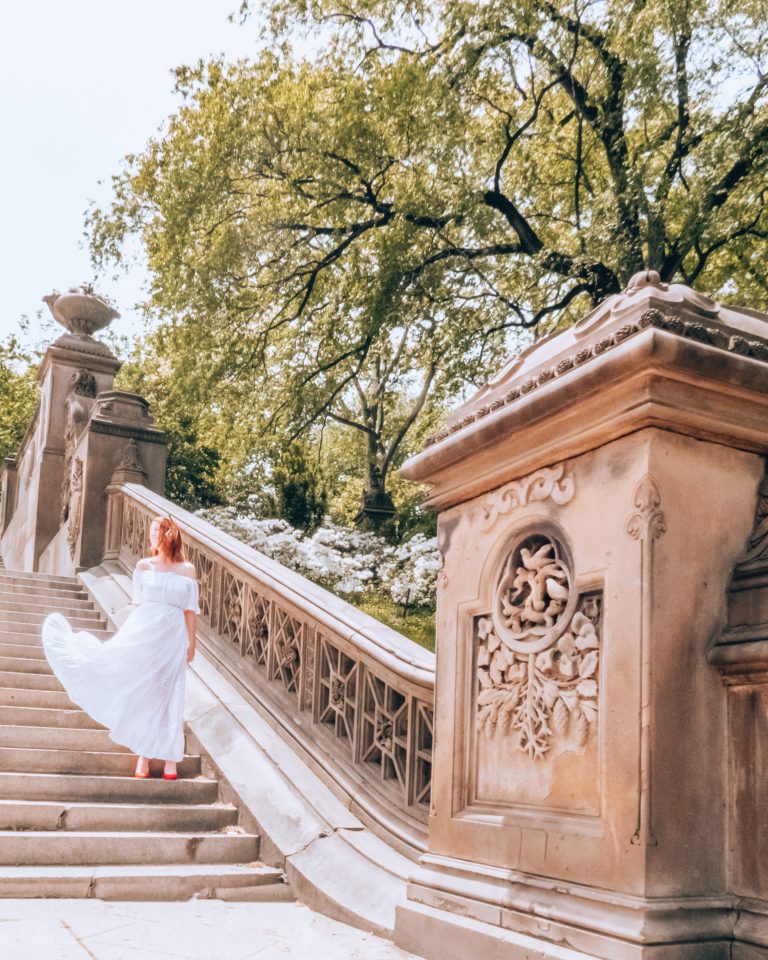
104,482,435,853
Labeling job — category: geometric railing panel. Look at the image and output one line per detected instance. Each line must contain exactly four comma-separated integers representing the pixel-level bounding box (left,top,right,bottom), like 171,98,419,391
243,587,270,668
317,636,358,748
270,605,302,697
220,568,245,649
361,673,409,797
414,702,433,809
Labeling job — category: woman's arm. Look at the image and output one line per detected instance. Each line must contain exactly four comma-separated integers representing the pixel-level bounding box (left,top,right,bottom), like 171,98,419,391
183,610,196,662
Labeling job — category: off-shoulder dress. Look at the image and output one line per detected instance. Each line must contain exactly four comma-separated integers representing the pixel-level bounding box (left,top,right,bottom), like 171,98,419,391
41,567,200,762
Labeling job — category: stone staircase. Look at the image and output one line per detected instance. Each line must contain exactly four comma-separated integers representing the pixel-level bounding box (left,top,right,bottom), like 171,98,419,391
0,567,288,900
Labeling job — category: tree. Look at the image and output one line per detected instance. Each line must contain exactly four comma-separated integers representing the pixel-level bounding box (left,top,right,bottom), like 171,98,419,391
0,333,39,463
88,0,768,511
112,336,231,509
162,414,227,510
273,441,327,531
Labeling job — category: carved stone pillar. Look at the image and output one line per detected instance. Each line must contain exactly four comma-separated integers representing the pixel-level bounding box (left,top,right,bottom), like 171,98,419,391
44,392,166,573
398,272,768,959
0,290,168,575
103,440,152,562
20,295,122,570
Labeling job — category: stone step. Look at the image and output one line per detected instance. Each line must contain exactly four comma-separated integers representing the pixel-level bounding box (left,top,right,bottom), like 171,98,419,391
0,622,48,636
215,883,296,902
0,798,239,832
0,627,112,642
0,771,219,805
0,571,83,589
0,686,77,709
0,655,55,676
0,569,292,906
0,596,98,614
0,746,201,777
0,863,285,900
0,704,99,729
0,642,47,660
0,670,64,691
0,583,90,601
0,610,106,628
0,830,260,865
0,724,134,753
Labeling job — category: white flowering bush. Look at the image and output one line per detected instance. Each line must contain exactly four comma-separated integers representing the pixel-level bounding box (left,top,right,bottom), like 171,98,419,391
194,505,438,608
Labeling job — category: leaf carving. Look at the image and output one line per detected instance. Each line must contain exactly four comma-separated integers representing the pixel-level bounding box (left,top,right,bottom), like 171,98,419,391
476,578,602,758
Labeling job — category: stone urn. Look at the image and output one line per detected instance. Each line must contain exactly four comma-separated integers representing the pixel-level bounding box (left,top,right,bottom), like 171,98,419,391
43,292,120,338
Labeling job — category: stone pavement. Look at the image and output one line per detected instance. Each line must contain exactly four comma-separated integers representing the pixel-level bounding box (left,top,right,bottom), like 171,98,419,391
0,899,421,960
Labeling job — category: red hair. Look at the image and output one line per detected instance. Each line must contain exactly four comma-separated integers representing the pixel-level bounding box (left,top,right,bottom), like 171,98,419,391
150,515,185,563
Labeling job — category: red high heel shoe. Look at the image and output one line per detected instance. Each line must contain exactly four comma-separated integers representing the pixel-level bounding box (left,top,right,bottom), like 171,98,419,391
162,770,178,780
134,766,150,779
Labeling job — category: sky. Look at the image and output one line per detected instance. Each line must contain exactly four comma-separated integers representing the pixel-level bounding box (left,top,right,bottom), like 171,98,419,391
0,1,263,350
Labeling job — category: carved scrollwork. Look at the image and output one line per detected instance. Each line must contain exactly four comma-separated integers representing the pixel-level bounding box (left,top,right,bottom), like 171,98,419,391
480,465,574,531
477,532,600,759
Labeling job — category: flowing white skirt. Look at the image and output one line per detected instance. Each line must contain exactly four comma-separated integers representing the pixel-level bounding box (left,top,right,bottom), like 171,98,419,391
41,601,189,761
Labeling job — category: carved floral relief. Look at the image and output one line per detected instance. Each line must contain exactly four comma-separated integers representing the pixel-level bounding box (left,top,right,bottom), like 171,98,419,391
66,457,84,559
476,533,601,760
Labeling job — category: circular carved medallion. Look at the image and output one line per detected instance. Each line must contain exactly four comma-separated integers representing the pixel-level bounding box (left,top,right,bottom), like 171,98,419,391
492,534,576,654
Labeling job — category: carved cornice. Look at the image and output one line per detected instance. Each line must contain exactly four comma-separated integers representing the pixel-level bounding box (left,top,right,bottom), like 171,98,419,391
88,420,166,444
480,464,574,531
425,310,768,450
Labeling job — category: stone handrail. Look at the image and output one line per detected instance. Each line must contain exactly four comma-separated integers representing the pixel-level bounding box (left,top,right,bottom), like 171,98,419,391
105,482,435,853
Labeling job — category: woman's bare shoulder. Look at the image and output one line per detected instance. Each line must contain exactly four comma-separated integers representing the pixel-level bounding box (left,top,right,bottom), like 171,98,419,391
178,561,197,580
135,557,152,571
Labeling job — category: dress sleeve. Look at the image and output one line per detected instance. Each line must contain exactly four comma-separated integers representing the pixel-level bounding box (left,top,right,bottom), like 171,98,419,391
184,578,201,615
131,566,143,604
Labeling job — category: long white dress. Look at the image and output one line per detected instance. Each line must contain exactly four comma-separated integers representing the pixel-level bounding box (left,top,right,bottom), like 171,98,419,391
41,568,201,762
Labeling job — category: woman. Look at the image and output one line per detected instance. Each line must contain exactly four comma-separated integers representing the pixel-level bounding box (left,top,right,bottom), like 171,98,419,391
41,515,200,780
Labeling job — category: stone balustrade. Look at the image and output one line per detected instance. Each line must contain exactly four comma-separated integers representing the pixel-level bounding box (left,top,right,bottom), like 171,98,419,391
105,481,435,854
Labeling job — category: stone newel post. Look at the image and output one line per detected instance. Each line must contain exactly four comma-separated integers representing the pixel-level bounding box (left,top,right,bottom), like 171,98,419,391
397,272,768,959
0,291,167,575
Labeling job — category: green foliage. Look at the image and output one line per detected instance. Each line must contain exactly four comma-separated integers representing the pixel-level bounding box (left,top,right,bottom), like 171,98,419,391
354,592,435,651
112,337,229,510
88,0,768,519
163,414,226,510
272,442,328,531
0,334,39,463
